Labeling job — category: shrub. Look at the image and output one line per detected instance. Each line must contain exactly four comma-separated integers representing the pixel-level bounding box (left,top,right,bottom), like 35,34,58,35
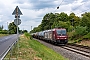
75,25,88,36
73,39,82,43
0,30,8,34
24,32,32,39
68,26,88,39
83,32,90,39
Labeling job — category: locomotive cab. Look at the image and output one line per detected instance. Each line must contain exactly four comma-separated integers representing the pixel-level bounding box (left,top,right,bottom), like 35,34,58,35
55,28,68,44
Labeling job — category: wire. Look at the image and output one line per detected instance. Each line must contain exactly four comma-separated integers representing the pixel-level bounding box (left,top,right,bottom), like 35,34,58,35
58,0,64,7
70,1,88,14
70,0,90,15
74,0,90,15
53,0,64,13
72,2,86,10
76,8,90,15
53,0,90,16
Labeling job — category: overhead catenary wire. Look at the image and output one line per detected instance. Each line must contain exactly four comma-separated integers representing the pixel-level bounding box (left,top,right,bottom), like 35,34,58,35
57,0,64,9
72,2,87,10
70,0,90,15
53,0,64,13
54,0,86,14
76,8,90,15
53,0,90,16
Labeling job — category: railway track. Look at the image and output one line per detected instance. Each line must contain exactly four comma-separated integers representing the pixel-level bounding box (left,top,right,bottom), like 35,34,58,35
33,38,90,59
67,43,90,53
61,43,90,58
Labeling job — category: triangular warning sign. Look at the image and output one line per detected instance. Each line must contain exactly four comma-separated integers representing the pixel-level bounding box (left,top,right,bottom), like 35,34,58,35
12,6,23,15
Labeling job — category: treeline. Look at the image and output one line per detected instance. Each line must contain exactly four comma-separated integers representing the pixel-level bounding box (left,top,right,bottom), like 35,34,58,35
0,25,8,34
8,22,28,34
30,12,90,43
0,22,28,34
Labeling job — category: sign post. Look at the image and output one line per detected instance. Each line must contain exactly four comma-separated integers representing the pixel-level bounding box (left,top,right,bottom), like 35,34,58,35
12,6,23,35
12,6,23,59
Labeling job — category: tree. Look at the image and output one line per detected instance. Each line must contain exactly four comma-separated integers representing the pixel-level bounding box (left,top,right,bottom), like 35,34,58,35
81,12,90,32
52,21,70,31
69,13,81,27
75,26,88,36
41,13,55,30
0,25,3,31
57,12,69,22
8,22,17,34
22,30,28,33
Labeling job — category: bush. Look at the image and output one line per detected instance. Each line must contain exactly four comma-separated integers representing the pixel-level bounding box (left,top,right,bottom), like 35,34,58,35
83,32,90,39
73,39,82,43
24,32,32,39
75,26,88,36
0,30,8,34
68,26,88,39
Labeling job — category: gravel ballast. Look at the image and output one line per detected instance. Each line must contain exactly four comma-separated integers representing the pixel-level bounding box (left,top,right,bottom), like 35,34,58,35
35,39,90,60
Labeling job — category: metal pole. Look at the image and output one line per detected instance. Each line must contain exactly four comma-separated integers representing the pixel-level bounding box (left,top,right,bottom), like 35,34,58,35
16,7,18,35
7,22,8,34
72,18,74,31
31,26,32,31
16,7,19,60
12,6,23,59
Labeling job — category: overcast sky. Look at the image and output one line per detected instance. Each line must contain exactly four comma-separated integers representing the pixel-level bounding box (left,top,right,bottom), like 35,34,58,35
0,0,90,31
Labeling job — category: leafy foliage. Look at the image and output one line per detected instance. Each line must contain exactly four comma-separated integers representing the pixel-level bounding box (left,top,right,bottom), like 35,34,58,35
0,25,3,31
22,30,28,33
30,12,90,43
33,12,80,33
8,22,17,34
0,25,9,34
83,32,90,39
81,12,90,32
74,26,88,36
24,32,32,39
0,30,8,34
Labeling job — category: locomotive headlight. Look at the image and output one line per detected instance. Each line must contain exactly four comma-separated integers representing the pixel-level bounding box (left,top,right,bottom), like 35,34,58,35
64,38,67,39
60,36,62,37
57,38,59,39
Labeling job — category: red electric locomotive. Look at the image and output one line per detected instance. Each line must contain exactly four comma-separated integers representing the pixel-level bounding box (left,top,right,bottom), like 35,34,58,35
44,28,68,44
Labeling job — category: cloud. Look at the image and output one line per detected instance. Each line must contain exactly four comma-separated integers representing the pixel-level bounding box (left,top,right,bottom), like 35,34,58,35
0,20,2,22
0,0,90,31
19,20,41,31
70,0,90,16
28,0,59,9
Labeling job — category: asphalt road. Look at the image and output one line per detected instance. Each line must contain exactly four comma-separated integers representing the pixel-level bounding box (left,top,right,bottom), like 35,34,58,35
0,34,18,59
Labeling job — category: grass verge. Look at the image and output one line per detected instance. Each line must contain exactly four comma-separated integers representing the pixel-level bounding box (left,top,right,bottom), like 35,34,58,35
5,33,68,60
0,34,9,37
28,39,68,60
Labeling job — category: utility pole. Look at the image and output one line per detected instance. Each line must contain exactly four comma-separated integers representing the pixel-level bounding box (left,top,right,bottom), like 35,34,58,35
7,22,8,34
71,18,74,31
31,26,32,31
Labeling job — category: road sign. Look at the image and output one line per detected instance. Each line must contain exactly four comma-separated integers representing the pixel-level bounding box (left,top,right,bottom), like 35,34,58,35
15,15,20,18
12,6,23,15
14,19,21,25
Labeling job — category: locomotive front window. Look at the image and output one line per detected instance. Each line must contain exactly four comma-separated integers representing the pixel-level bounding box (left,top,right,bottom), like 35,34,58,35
56,29,66,35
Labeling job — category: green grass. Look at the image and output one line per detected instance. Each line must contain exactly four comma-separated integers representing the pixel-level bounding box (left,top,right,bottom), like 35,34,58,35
25,33,68,60
28,39,68,60
0,34,9,37
5,33,68,60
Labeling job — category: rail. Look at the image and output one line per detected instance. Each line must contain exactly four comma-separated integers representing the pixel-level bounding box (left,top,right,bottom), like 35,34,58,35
61,43,90,58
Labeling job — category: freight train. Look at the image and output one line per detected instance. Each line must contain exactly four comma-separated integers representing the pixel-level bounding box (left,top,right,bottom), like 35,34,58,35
31,28,68,44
